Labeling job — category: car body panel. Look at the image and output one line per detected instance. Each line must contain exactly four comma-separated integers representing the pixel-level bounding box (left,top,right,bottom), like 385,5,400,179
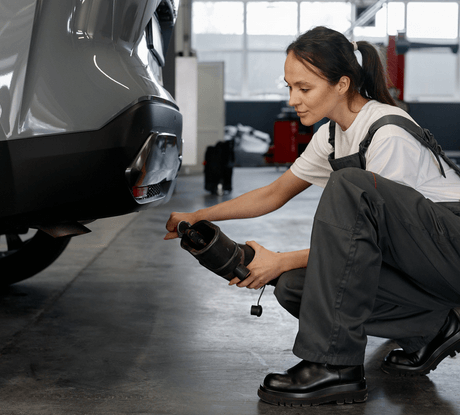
0,0,176,141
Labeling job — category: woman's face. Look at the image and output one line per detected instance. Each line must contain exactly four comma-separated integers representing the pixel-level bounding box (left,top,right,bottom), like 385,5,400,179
284,51,344,126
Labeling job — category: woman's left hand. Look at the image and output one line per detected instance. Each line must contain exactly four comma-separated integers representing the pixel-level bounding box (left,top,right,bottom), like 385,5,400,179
228,240,283,289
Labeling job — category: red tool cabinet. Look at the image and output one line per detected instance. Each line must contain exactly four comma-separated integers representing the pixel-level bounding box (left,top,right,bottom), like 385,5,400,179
273,118,313,164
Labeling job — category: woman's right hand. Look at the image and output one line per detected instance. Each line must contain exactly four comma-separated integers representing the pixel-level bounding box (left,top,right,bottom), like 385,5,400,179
164,212,199,240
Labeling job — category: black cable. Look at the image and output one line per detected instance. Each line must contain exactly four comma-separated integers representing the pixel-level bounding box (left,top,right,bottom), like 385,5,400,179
257,285,266,306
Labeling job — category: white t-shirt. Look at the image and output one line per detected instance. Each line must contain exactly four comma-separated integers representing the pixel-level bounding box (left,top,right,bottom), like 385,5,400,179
290,100,460,203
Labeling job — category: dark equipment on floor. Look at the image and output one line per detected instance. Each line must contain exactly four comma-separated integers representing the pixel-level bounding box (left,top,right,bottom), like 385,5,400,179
177,220,263,316
203,141,234,195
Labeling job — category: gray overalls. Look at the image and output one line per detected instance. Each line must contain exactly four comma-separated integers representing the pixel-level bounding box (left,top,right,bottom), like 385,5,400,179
274,115,460,365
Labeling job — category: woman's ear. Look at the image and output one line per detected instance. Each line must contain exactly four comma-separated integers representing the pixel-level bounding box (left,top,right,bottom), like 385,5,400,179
337,76,351,95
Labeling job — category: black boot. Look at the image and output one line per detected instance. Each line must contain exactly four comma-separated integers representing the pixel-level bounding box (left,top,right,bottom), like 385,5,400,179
382,309,460,376
257,360,367,406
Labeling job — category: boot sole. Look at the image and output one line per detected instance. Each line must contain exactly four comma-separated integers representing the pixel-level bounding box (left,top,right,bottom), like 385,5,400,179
257,380,368,407
381,333,460,376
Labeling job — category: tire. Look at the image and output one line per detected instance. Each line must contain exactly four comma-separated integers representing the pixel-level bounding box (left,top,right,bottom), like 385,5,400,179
0,230,71,286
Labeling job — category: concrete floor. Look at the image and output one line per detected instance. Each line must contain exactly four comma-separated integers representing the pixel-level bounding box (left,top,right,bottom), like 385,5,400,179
0,167,459,415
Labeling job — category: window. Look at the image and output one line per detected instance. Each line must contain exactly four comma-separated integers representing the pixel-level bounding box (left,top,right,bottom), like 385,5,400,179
247,51,288,98
407,2,458,39
198,51,243,97
387,2,405,37
193,2,244,35
354,2,405,39
247,2,297,36
192,2,244,50
245,1,297,98
193,1,460,102
404,2,460,101
300,2,351,33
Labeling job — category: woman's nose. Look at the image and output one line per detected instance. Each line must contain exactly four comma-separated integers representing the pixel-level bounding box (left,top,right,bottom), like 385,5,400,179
288,90,300,107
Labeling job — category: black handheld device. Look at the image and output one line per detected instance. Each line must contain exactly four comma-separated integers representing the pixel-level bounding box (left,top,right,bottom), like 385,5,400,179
177,220,263,316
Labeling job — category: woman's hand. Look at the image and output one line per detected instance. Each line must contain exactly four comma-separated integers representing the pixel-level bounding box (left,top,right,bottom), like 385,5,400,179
229,241,284,289
164,212,198,240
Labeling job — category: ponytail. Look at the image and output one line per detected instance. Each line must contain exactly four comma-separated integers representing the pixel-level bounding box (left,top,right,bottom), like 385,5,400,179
287,27,396,108
356,41,396,106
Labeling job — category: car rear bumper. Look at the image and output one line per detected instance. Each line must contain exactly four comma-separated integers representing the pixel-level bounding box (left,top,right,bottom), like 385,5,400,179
0,98,182,231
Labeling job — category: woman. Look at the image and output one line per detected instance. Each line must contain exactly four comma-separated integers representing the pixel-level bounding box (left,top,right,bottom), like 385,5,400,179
165,26,460,406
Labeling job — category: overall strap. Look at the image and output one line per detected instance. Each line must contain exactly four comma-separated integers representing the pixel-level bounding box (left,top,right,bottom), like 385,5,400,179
328,121,338,165
360,115,460,179
328,121,336,147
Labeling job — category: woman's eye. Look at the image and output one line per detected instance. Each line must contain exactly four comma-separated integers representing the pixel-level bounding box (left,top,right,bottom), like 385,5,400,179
301,89,309,93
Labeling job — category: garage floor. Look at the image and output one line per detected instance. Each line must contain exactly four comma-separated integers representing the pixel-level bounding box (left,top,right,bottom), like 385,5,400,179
0,167,459,415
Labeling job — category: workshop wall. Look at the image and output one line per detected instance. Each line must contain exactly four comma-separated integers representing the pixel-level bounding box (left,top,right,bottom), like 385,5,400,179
226,101,286,141
409,103,460,151
226,101,460,151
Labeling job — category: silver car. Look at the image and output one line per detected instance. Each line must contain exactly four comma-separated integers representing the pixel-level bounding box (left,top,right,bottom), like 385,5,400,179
0,0,183,285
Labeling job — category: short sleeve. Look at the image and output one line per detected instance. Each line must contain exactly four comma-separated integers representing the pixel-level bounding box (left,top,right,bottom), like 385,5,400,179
366,126,422,189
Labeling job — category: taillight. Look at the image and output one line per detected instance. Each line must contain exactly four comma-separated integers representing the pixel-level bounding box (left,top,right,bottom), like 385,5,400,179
132,186,149,199
130,183,163,202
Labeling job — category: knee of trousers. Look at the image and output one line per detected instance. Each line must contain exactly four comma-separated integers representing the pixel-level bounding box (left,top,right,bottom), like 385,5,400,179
321,168,383,213
274,269,304,311
274,274,290,308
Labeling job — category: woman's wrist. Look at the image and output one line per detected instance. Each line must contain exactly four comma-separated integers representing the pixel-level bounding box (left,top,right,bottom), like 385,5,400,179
193,209,205,223
276,252,291,275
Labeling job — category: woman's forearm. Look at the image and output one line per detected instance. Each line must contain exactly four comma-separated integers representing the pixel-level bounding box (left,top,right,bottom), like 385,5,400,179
278,249,310,273
195,169,311,223
165,169,310,239
195,185,281,222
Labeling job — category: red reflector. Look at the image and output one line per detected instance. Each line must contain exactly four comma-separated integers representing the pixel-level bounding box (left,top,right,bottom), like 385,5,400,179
132,186,148,198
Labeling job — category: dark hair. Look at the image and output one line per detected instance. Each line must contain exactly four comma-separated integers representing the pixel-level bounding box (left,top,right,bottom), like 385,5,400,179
286,26,396,107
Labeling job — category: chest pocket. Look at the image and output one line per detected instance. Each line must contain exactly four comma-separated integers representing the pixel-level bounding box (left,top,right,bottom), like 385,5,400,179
328,114,460,179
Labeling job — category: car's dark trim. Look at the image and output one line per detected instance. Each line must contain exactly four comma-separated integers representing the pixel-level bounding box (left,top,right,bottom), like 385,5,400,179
0,99,182,233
